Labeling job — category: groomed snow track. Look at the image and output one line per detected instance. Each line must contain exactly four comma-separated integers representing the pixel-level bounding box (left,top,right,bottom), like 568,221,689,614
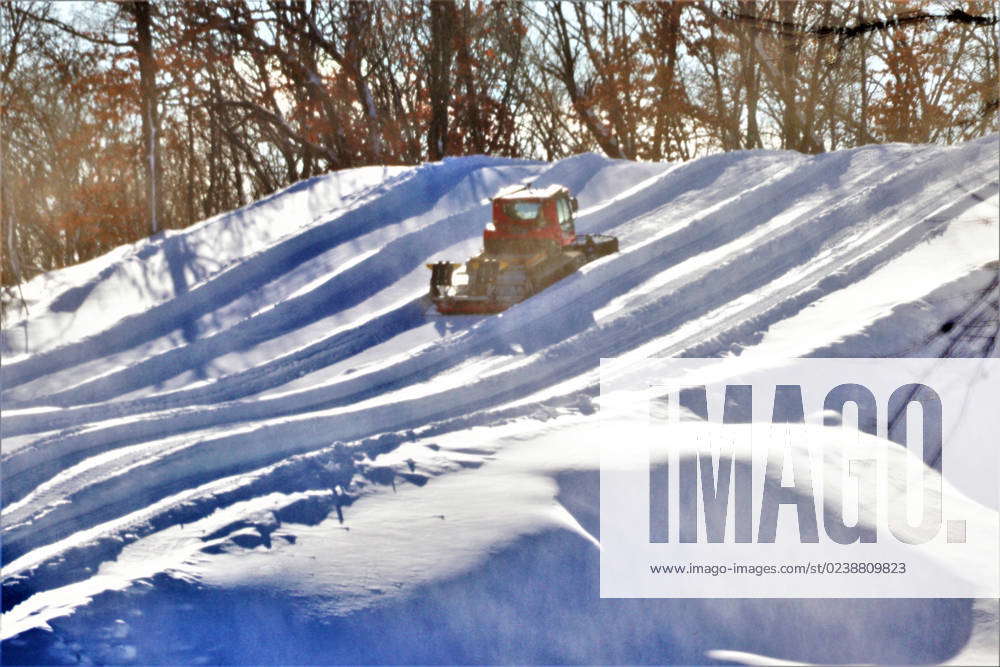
2,139,998,664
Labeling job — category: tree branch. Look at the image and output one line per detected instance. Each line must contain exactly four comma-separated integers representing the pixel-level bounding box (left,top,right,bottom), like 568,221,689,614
13,6,136,48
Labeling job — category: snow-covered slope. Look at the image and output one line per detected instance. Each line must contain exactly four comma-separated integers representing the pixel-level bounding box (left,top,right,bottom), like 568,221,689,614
2,138,998,665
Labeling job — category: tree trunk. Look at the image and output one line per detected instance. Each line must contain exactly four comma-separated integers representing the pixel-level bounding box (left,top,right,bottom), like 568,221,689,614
427,0,457,161
456,0,485,154
650,1,683,160
858,0,869,144
549,2,625,158
130,1,162,234
738,0,762,149
778,0,800,151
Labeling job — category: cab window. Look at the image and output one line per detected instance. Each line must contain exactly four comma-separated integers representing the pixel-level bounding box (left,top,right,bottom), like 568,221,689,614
557,198,574,234
504,202,540,221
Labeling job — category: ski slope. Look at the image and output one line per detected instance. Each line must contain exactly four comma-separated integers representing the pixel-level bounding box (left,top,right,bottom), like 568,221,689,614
2,137,998,664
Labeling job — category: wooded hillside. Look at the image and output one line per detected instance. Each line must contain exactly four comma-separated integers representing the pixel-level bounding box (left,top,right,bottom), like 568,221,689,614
2,1,997,297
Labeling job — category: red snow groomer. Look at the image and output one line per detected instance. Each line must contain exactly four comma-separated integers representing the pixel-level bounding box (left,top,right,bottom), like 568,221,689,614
428,184,618,314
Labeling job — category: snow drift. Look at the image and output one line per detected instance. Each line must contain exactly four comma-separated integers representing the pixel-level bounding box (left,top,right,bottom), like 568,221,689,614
2,137,998,665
